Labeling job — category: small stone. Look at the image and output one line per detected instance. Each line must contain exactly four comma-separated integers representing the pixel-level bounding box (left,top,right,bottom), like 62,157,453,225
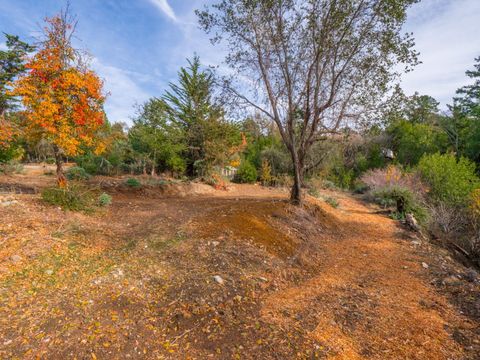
212,241,220,247
258,277,268,282
406,213,421,232
112,268,124,278
3,340,12,346
422,262,429,269
1,200,18,207
213,275,224,285
10,255,22,263
443,275,462,286
45,269,54,276
463,269,478,283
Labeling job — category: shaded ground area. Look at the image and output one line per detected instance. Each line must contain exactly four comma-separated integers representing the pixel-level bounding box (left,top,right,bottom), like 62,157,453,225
0,173,479,359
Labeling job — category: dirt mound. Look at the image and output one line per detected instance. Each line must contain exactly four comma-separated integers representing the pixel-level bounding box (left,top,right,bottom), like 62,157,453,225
0,182,37,194
94,177,218,198
192,199,337,258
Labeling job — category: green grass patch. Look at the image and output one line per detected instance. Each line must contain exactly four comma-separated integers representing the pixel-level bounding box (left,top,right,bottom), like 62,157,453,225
148,231,187,252
325,196,339,208
42,184,113,212
124,178,142,188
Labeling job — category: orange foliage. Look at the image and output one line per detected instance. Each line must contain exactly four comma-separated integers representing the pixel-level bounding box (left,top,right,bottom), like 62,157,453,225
10,14,106,157
229,158,241,168
0,118,19,148
211,173,227,190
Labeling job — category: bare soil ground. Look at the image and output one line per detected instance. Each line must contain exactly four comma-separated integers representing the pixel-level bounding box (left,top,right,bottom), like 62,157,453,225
0,170,479,359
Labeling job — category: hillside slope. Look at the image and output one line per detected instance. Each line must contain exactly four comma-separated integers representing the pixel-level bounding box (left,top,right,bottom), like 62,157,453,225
0,176,478,359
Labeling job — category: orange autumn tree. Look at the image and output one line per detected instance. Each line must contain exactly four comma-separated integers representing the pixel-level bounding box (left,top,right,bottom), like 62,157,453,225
11,10,106,187
0,118,19,149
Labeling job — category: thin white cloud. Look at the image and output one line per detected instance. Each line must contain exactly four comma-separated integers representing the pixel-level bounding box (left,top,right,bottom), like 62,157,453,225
0,42,7,51
165,2,226,73
148,0,177,21
92,58,151,124
401,0,480,108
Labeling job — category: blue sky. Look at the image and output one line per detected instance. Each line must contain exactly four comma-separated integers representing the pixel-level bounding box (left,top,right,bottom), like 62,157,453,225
1,0,479,124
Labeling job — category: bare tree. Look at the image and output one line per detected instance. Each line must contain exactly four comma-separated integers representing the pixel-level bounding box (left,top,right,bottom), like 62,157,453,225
197,0,419,204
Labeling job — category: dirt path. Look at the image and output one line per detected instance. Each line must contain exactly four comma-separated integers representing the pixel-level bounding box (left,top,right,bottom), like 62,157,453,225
261,194,474,359
0,176,478,359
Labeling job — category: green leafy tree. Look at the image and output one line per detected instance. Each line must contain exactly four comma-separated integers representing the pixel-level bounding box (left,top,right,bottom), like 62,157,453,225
383,88,440,125
418,153,480,207
448,57,480,163
75,121,130,175
455,57,480,119
0,34,34,162
403,93,440,124
163,56,240,176
0,33,35,115
129,98,186,176
235,160,257,183
388,120,449,165
242,116,287,171
381,90,450,165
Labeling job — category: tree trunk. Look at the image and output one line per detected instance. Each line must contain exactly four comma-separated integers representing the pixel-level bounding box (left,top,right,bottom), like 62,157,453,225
298,156,306,188
290,153,303,205
53,145,67,188
151,152,157,176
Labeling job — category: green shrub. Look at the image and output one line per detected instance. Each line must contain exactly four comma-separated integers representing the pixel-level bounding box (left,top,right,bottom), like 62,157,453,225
308,187,321,198
98,193,112,207
125,178,142,188
66,166,90,181
234,160,257,183
417,153,480,207
325,197,339,208
41,184,96,212
373,186,427,224
166,156,187,175
353,182,369,194
0,145,24,164
74,153,113,175
328,165,355,189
